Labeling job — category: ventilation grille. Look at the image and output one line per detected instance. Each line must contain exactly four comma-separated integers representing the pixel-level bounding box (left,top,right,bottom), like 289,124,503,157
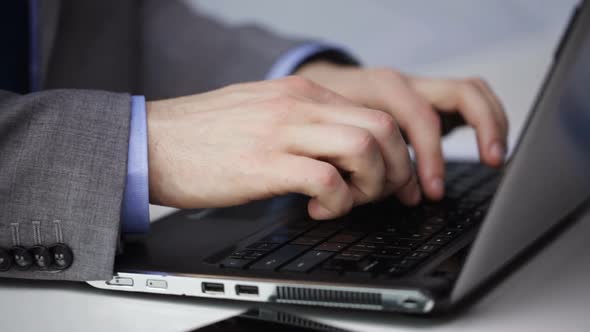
276,286,382,309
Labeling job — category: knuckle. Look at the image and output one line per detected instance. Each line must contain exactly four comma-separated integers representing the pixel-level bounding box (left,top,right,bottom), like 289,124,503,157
348,129,377,156
315,165,342,191
278,75,316,93
371,111,398,138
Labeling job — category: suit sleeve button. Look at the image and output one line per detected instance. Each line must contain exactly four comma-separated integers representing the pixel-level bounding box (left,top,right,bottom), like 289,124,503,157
49,243,74,270
0,248,12,271
30,245,52,270
11,246,33,270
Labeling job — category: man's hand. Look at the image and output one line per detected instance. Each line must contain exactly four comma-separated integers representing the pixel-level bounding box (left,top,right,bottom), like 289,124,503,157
147,77,420,220
296,62,509,201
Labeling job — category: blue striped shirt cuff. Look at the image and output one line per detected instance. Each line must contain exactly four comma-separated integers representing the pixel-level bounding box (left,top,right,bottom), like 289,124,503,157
266,42,356,79
120,96,150,234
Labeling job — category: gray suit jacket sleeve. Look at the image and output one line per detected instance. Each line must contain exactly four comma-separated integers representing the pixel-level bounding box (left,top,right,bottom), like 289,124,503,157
0,89,131,281
0,0,314,282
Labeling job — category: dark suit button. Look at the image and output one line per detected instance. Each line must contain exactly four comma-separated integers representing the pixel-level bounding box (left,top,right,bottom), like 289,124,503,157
30,245,52,270
0,248,12,271
49,243,73,270
11,246,33,270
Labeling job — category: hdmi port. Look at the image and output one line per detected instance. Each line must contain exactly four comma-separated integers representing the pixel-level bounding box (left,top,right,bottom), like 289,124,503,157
202,282,225,294
236,285,259,296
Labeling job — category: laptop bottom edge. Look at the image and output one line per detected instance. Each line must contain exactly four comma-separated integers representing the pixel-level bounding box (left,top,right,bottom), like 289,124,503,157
87,272,436,314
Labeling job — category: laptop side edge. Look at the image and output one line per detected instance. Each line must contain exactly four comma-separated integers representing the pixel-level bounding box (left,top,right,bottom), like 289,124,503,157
450,2,590,304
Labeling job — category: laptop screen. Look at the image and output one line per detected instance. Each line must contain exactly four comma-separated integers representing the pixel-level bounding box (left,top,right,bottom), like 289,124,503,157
452,3,590,302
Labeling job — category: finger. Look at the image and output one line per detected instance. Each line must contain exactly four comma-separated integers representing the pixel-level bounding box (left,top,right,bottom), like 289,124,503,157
470,78,509,136
410,77,507,167
282,124,387,205
269,154,354,220
341,70,445,200
382,161,420,203
360,76,445,201
300,104,421,205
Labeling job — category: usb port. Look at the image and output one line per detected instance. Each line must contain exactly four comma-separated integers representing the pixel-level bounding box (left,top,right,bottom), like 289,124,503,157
236,285,259,296
202,282,225,294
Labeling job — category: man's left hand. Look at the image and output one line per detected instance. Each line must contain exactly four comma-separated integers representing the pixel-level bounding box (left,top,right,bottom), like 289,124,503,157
296,62,509,201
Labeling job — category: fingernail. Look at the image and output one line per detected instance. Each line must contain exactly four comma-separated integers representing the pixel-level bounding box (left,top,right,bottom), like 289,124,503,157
430,178,444,197
490,142,505,162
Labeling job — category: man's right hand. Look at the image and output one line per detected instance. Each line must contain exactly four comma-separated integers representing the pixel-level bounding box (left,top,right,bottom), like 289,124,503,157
146,76,420,220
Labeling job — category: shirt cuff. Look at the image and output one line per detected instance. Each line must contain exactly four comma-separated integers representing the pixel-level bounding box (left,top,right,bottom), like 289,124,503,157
265,42,359,80
120,95,150,234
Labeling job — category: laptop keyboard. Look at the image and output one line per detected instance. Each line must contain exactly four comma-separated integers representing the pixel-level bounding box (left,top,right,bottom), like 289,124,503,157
218,161,501,278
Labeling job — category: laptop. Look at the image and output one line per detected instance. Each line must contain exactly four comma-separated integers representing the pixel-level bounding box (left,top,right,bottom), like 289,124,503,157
88,2,590,314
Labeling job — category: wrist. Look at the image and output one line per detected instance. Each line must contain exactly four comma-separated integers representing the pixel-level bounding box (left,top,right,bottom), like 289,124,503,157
146,100,165,205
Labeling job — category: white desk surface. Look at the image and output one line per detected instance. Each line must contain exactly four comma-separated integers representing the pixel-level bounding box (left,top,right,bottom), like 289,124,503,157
2,15,588,332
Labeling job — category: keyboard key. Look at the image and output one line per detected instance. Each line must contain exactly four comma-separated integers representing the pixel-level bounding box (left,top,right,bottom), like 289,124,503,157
246,242,281,251
429,236,452,246
306,227,339,238
220,258,251,269
380,225,399,234
385,265,406,277
330,232,363,244
425,216,446,225
350,243,377,252
416,244,440,253
335,251,367,261
406,251,429,260
260,233,293,244
291,236,323,246
354,259,382,273
388,239,421,249
441,230,458,238
243,250,265,259
354,242,379,251
229,250,248,258
447,222,467,230
322,258,355,271
363,234,389,244
420,224,443,234
272,224,314,237
343,257,391,275
281,251,333,272
398,232,431,241
316,242,347,252
373,247,409,258
397,259,419,269
249,245,309,271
